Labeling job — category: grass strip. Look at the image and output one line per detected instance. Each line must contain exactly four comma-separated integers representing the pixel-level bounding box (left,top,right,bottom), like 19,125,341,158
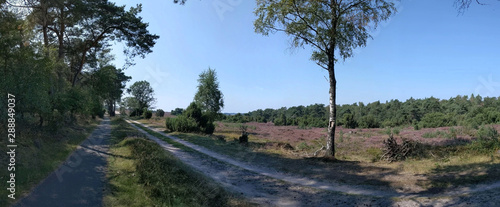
105,117,253,207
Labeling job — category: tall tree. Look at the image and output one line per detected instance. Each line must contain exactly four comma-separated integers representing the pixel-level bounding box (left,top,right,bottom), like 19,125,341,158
128,80,156,113
254,0,396,159
89,65,131,116
194,67,224,119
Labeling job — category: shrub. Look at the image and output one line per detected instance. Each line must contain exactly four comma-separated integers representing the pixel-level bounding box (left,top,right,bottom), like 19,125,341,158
366,147,383,162
239,133,248,144
467,126,500,154
203,122,215,135
184,102,202,121
130,108,142,117
165,116,198,132
476,126,499,140
156,109,165,117
144,110,153,119
165,102,215,134
239,124,249,144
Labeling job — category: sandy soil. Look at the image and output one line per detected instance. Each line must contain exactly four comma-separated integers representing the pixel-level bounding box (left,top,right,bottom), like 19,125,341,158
131,120,500,207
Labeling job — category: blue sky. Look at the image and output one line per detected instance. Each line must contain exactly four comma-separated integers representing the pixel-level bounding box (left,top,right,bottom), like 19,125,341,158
111,0,500,113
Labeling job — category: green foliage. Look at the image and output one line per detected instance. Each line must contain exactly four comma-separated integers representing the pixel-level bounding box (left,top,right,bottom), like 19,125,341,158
155,109,165,117
466,126,500,153
165,102,215,134
165,116,199,133
144,110,153,119
0,1,154,130
342,113,358,129
476,126,499,140
128,81,156,110
125,138,231,206
171,108,184,116
223,96,500,131
359,115,380,128
366,147,383,162
194,67,224,119
420,112,449,128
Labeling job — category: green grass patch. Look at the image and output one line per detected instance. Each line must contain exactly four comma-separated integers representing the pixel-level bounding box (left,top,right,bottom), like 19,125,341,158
105,118,252,207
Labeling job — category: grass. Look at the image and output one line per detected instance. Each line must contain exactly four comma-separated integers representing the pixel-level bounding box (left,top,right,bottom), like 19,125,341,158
105,117,253,207
136,118,500,192
0,116,99,207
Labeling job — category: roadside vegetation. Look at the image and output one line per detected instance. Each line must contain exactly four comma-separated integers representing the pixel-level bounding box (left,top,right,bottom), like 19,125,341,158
0,116,99,206
133,116,500,193
105,117,252,207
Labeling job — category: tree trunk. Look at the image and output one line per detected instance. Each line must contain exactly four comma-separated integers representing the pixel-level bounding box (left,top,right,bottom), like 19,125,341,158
325,61,337,159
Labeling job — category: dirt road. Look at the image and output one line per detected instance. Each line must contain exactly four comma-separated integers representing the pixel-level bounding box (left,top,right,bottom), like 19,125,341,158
129,120,500,207
13,118,111,207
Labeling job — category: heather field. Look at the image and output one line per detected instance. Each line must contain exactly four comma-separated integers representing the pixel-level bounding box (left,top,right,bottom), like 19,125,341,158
137,117,500,195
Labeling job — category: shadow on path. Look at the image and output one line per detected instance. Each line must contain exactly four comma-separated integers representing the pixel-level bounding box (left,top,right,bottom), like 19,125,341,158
13,118,111,207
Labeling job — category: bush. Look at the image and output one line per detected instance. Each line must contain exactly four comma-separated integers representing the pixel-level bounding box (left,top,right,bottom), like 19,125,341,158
476,126,499,140
203,122,215,135
239,124,249,144
144,110,153,119
165,102,215,134
467,126,500,153
155,109,165,117
130,108,142,117
239,133,248,144
165,116,198,133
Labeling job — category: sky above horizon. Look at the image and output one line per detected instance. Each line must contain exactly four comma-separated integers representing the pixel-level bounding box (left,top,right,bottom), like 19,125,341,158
110,0,500,113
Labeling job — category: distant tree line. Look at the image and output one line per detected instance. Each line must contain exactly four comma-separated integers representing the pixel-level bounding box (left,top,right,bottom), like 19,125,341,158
223,95,500,129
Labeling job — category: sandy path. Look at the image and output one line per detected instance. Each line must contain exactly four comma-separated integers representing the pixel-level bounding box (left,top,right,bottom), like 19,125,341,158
129,120,500,206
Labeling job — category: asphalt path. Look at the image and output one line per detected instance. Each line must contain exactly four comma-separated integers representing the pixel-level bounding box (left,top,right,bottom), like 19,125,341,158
13,118,111,207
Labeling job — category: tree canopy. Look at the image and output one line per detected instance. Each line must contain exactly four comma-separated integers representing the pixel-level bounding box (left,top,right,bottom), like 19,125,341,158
254,0,397,158
194,67,224,119
0,1,157,128
128,80,156,112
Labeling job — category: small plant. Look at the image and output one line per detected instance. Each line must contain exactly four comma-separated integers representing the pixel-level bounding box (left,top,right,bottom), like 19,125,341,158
239,124,249,145
383,127,392,136
393,127,401,136
338,130,344,143
366,147,383,162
